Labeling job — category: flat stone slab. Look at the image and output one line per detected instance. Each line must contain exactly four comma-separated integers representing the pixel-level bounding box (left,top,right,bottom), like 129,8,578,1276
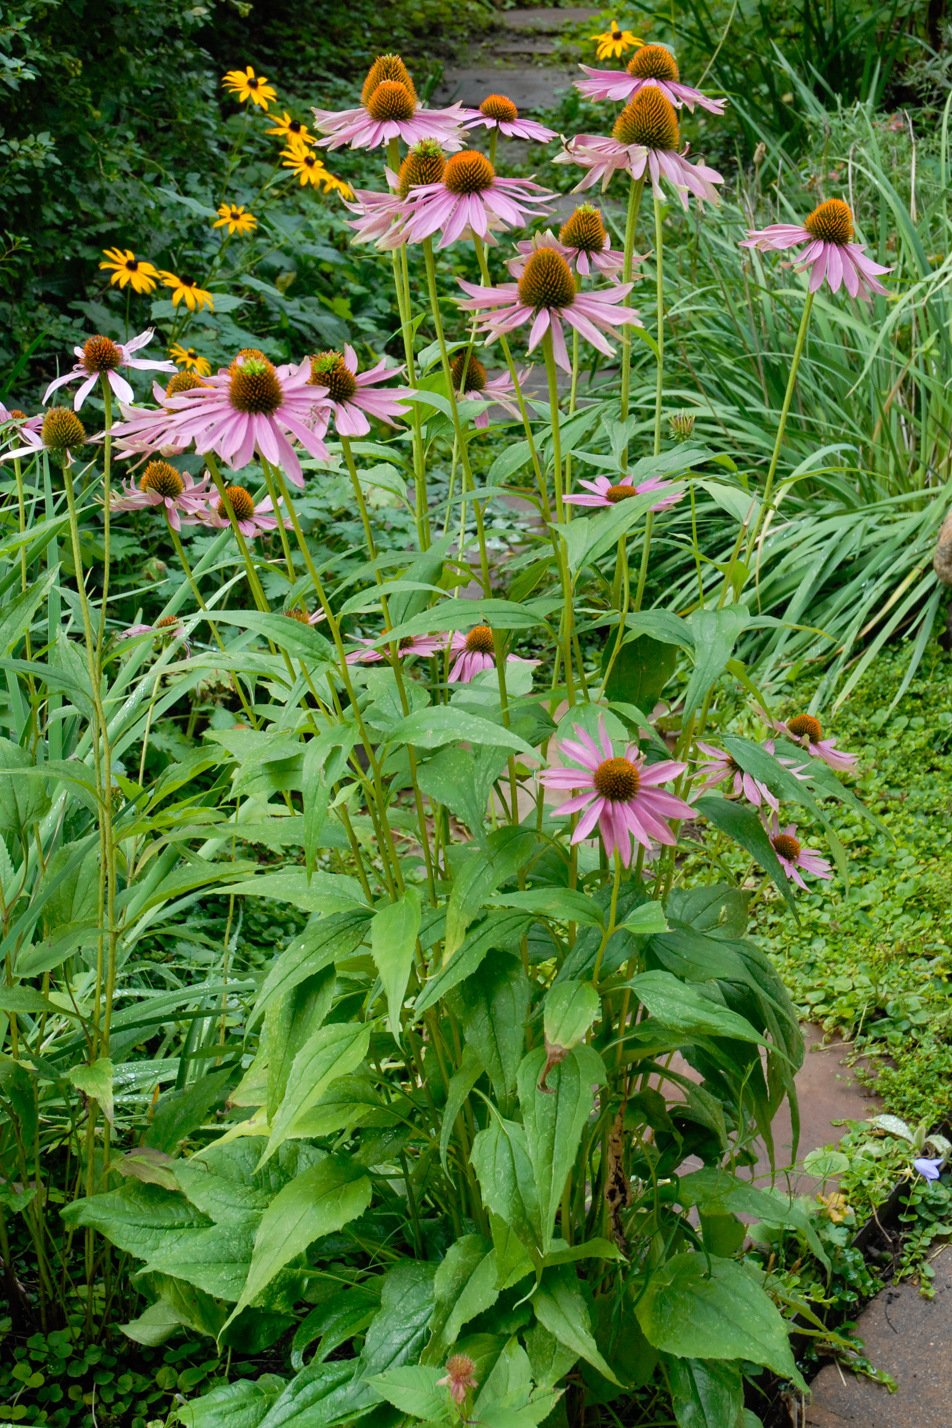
500,6,602,31
434,63,578,110
804,1247,952,1424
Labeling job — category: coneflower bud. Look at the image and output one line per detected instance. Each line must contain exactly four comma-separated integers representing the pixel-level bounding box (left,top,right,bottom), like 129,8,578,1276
309,350,357,401
627,43,680,81
613,89,680,151
559,204,608,254
42,408,86,454
397,140,447,197
361,54,417,107
669,411,695,441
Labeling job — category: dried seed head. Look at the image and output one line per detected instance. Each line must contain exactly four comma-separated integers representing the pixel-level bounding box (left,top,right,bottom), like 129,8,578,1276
613,88,680,150
517,248,576,310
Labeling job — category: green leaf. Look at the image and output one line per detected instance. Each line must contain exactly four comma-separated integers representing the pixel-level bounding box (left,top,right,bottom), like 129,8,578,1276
457,953,529,1101
371,889,421,1043
518,1045,604,1252
68,1058,114,1127
489,888,603,929
542,982,600,1050
620,901,668,936
470,1116,540,1251
533,1266,620,1384
628,971,768,1047
369,1365,447,1420
677,1169,828,1269
359,1263,437,1378
260,1023,371,1166
417,911,530,1017
694,795,796,910
249,911,371,1029
665,1356,744,1428
558,487,659,576
681,609,750,718
387,706,536,759
431,1234,500,1349
635,1253,802,1383
226,1160,372,1327
445,827,537,960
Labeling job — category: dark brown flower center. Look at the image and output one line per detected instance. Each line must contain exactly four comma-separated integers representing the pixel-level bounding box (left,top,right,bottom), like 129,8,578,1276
451,352,488,392
284,609,312,623
366,80,416,122
398,142,447,196
787,713,822,743
627,44,680,81
804,199,853,245
772,833,801,863
124,259,140,272
218,485,255,521
309,351,358,402
444,150,496,195
613,89,680,150
480,94,518,123
166,372,205,397
361,54,417,107
517,249,576,310
228,355,283,415
42,408,86,451
155,615,181,631
139,460,185,499
605,483,637,503
593,756,640,801
559,204,607,253
465,624,495,654
81,335,122,373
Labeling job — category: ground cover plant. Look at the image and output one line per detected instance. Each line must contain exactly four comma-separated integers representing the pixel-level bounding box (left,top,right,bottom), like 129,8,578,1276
0,7,950,1428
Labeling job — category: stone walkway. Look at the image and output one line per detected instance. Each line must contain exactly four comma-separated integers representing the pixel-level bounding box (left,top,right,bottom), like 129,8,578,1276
433,6,601,114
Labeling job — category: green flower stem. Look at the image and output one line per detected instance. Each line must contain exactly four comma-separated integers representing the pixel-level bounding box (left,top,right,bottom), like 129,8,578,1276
259,460,297,581
423,238,491,595
96,382,113,665
592,852,623,986
542,331,578,708
488,128,498,168
619,175,646,428
339,434,378,560
652,195,665,459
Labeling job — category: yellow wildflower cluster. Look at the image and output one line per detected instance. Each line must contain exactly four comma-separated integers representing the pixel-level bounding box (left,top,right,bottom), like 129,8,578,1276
100,250,215,312
219,63,352,196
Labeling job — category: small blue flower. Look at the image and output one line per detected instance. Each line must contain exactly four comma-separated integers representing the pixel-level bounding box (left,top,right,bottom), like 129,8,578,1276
913,1157,943,1181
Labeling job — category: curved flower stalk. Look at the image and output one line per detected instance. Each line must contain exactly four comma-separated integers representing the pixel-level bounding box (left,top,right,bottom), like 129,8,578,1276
398,150,553,249
313,53,466,151
447,626,539,684
450,351,529,428
741,198,891,300
137,350,331,488
540,716,693,865
111,459,214,530
766,816,833,890
576,43,726,114
308,346,411,437
556,89,723,207
563,473,682,511
457,247,640,372
43,329,175,410
460,94,557,144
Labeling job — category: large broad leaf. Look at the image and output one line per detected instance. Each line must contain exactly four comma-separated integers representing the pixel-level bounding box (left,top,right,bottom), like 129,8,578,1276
542,982,600,1049
664,1356,745,1428
532,1265,620,1385
369,1365,447,1420
416,910,530,1016
444,827,538,960
370,888,420,1043
259,1023,371,1166
677,1168,828,1268
226,1160,372,1327
430,1234,501,1350
456,952,530,1102
681,609,750,718
470,1116,540,1252
249,911,372,1030
635,1252,802,1384
518,1045,605,1253
177,1375,286,1428
387,706,536,759
358,1262,437,1379
628,971,768,1048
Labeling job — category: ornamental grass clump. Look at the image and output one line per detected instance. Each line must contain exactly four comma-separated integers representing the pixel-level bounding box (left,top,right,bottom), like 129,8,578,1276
1,28,889,1428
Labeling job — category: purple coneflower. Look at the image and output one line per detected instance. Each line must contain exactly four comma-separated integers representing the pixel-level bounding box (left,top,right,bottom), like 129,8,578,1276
153,351,330,488
346,142,449,248
346,633,447,665
694,742,779,812
200,485,290,539
308,346,411,437
447,625,538,684
575,43,726,114
766,816,833,891
741,199,891,300
398,150,552,248
563,472,682,512
510,214,631,281
111,459,214,531
2,408,87,466
557,89,723,208
457,247,640,372
539,715,693,865
43,329,176,411
461,93,557,143
111,374,207,459
313,54,466,151
772,712,857,772
450,351,528,428
118,615,191,656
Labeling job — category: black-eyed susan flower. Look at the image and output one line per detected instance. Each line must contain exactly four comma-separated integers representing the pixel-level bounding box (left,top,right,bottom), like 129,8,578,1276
160,273,215,312
591,20,643,61
577,42,727,114
43,329,175,409
222,65,276,109
213,202,258,236
169,343,212,376
266,112,315,146
741,199,891,301
280,144,352,195
100,248,160,294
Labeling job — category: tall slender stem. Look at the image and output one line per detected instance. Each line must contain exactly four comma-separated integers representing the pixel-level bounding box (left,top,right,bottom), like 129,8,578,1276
619,176,646,430
542,331,576,705
652,195,665,460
